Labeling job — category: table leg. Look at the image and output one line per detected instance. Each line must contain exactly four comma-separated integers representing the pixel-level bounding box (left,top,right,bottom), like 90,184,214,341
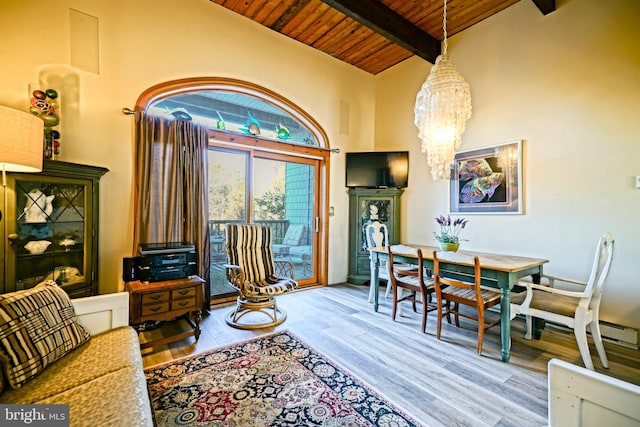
194,309,202,341
184,310,202,342
531,273,545,339
500,289,511,363
371,253,380,312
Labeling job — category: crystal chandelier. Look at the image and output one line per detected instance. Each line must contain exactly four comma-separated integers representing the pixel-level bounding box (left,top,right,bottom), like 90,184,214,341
414,0,472,180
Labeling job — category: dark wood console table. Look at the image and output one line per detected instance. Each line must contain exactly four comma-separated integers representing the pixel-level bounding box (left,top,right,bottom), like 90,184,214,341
125,276,204,349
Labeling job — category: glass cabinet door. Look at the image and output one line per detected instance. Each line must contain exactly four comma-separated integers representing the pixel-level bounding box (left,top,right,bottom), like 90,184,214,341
6,176,90,295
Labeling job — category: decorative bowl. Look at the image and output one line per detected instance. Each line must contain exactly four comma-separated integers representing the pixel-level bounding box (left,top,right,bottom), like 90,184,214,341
24,240,52,254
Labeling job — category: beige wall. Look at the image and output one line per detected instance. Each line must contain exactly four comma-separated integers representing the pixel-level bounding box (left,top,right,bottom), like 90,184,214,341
0,0,376,291
375,0,640,328
2,0,639,329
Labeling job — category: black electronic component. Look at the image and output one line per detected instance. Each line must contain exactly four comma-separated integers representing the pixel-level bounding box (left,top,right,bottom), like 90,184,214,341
135,243,197,283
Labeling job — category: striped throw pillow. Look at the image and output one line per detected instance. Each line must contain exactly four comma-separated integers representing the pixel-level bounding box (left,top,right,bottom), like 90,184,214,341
0,281,91,389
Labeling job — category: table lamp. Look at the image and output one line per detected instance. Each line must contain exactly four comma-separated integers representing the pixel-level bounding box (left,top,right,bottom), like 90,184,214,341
0,105,44,222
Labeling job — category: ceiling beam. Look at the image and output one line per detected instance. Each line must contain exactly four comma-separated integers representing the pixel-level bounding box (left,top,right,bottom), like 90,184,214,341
531,0,556,15
320,0,441,64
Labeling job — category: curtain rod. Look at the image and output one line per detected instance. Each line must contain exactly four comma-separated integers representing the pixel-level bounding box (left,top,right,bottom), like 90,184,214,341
122,107,339,153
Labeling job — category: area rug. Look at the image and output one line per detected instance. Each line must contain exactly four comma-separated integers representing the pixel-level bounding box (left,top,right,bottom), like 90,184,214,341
145,330,422,426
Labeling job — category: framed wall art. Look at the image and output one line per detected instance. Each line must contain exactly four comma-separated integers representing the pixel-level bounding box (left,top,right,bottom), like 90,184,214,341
449,140,523,214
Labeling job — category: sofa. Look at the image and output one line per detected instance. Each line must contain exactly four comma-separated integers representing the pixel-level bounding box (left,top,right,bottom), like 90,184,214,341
0,284,153,427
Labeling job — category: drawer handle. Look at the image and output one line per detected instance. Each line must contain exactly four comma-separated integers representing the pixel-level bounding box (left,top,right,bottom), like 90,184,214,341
149,307,161,312
178,290,189,295
178,301,189,306
150,295,162,300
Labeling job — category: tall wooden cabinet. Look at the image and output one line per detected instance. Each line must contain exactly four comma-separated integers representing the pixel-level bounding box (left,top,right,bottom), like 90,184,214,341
1,160,108,297
347,188,403,285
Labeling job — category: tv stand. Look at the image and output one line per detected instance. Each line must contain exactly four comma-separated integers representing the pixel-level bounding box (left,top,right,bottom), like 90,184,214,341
347,188,403,285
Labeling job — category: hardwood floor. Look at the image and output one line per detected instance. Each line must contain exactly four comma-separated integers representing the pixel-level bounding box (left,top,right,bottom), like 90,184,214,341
139,284,640,426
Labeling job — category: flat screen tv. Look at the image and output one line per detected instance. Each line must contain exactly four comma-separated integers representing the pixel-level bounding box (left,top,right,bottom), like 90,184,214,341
345,151,409,188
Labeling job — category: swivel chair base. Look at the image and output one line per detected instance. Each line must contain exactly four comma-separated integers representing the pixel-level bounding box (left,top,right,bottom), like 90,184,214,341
225,296,287,330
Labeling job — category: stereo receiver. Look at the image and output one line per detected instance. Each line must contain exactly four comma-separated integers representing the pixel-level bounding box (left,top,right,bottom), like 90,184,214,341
129,243,197,283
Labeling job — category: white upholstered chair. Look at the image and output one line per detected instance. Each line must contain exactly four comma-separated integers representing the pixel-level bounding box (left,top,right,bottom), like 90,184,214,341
511,232,615,370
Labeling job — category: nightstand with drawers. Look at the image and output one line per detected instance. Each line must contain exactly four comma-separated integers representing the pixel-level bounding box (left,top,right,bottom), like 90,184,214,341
125,276,205,349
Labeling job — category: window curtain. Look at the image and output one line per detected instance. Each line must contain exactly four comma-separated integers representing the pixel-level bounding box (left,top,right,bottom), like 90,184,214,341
133,114,211,310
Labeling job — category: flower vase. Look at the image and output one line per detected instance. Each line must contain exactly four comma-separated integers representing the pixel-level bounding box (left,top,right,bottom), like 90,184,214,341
439,242,459,252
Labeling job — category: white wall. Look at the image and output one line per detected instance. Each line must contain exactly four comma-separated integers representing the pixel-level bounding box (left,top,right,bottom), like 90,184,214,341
375,0,640,328
0,0,377,292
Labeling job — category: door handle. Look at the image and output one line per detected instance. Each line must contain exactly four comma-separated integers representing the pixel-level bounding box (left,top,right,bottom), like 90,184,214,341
8,233,18,245
315,217,319,233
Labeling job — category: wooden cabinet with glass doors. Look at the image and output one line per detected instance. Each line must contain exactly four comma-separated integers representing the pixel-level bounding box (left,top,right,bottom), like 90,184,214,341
1,160,108,298
347,188,403,285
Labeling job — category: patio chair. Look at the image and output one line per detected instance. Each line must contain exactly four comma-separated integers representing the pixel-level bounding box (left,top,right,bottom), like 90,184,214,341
272,223,306,259
224,224,298,329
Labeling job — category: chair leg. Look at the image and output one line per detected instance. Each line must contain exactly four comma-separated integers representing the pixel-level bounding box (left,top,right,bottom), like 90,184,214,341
454,303,460,327
477,306,485,355
436,296,443,340
392,286,399,322
420,290,430,334
368,279,389,303
574,326,595,370
589,320,609,369
411,291,417,313
524,315,533,340
384,279,392,299
420,299,427,334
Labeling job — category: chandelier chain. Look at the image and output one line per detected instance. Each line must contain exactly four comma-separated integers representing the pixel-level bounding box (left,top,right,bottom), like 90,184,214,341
442,0,448,55
413,0,471,180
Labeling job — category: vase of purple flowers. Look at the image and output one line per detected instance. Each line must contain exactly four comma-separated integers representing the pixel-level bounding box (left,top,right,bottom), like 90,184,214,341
434,214,468,252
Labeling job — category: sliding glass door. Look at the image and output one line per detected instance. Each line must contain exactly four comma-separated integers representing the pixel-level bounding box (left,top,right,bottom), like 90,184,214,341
208,149,247,299
208,146,319,301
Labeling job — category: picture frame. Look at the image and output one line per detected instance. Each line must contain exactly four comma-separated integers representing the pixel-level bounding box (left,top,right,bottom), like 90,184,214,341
449,140,523,214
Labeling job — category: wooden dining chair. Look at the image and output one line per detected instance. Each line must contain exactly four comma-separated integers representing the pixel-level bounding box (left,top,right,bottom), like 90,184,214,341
433,251,502,354
388,247,437,333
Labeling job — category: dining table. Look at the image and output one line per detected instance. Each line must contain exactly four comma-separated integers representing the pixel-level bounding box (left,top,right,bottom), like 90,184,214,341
369,244,549,363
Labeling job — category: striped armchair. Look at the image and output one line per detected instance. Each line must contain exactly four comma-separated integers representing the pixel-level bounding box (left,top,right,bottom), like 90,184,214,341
224,224,298,329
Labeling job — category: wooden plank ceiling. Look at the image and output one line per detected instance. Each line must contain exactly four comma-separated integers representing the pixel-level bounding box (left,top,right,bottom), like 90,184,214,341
210,0,555,75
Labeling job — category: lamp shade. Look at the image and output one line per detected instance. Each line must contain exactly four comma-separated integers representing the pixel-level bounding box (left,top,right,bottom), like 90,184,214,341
0,105,44,173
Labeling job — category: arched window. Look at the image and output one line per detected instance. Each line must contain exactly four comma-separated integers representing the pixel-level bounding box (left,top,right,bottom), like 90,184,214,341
137,77,328,149
136,78,330,303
